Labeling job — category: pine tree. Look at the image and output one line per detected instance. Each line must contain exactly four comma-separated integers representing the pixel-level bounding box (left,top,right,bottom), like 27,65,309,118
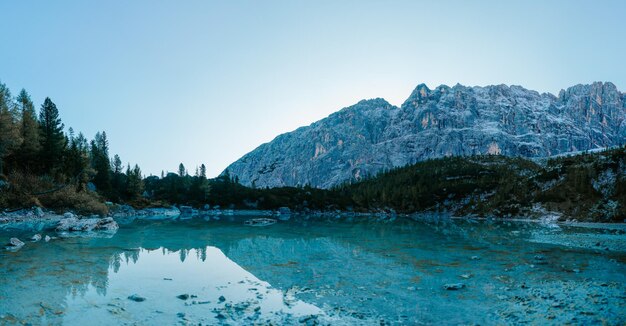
0,83,21,175
125,164,144,199
200,164,207,179
109,154,124,200
38,97,66,175
15,89,40,171
65,130,92,191
112,154,122,174
90,131,112,195
178,163,186,177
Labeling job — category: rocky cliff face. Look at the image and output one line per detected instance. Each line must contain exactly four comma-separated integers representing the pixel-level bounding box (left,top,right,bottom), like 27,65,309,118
225,82,626,188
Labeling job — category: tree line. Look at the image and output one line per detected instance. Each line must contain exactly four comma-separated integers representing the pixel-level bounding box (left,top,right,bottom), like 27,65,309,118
0,82,167,212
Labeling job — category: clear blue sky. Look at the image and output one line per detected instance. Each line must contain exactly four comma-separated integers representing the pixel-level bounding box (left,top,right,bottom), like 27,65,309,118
1,1,624,177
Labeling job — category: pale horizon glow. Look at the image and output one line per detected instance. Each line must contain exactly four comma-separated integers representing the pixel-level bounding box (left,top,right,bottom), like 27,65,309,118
1,1,624,177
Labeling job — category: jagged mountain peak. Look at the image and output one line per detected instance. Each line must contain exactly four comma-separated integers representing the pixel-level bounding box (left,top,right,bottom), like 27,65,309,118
225,82,625,189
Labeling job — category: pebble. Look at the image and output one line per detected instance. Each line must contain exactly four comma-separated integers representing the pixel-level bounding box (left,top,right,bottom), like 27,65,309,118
44,235,51,242
177,294,190,300
219,295,226,302
443,283,465,290
127,294,146,302
471,256,481,260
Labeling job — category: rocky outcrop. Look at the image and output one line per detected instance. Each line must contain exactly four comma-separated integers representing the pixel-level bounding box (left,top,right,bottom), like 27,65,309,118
225,82,625,188
0,207,66,232
56,216,119,233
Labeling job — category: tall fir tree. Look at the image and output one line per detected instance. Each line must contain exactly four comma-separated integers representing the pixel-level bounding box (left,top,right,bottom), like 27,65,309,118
38,97,66,175
178,163,186,177
90,131,112,195
65,129,92,191
0,83,21,175
110,154,124,200
125,164,144,199
199,164,207,179
16,89,40,171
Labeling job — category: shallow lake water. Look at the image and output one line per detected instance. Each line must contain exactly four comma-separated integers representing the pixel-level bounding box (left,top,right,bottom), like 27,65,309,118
1,215,625,325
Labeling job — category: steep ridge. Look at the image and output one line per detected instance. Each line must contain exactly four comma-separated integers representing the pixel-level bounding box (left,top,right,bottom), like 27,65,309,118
225,82,625,188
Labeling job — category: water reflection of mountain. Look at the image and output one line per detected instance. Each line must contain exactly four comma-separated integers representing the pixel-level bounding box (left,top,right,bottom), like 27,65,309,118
2,217,624,325
1,218,425,324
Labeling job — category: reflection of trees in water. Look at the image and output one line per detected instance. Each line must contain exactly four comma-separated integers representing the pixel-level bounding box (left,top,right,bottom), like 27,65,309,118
1,216,523,324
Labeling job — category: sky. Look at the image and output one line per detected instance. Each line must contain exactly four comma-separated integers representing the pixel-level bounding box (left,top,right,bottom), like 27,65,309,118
0,0,624,177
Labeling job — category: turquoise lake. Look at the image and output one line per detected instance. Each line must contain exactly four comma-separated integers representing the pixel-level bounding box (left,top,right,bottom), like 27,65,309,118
1,215,625,325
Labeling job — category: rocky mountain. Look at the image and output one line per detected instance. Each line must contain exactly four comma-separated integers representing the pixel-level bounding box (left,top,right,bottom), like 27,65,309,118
225,82,626,188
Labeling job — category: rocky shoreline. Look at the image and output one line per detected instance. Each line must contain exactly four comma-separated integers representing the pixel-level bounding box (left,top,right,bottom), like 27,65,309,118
3,205,626,252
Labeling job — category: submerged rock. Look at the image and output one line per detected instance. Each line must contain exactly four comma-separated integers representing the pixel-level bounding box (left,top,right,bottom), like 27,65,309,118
5,237,25,250
44,235,51,242
177,294,190,300
30,234,42,242
244,218,277,227
443,283,465,290
127,294,146,302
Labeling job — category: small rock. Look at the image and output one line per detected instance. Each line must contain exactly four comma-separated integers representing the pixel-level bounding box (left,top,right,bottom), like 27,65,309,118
407,286,416,291
127,294,146,302
218,295,226,302
176,312,185,318
176,294,190,300
163,278,173,281
31,234,42,242
44,235,51,242
6,238,25,250
470,256,481,260
33,207,45,217
460,273,472,279
443,283,465,290
534,254,546,260
572,268,580,273
215,312,228,320
299,314,318,324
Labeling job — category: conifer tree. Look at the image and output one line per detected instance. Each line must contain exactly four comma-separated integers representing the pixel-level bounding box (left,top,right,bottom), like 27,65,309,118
178,163,186,177
38,97,66,174
0,83,20,175
65,129,91,191
200,164,207,179
90,131,112,195
125,164,144,199
15,89,40,170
